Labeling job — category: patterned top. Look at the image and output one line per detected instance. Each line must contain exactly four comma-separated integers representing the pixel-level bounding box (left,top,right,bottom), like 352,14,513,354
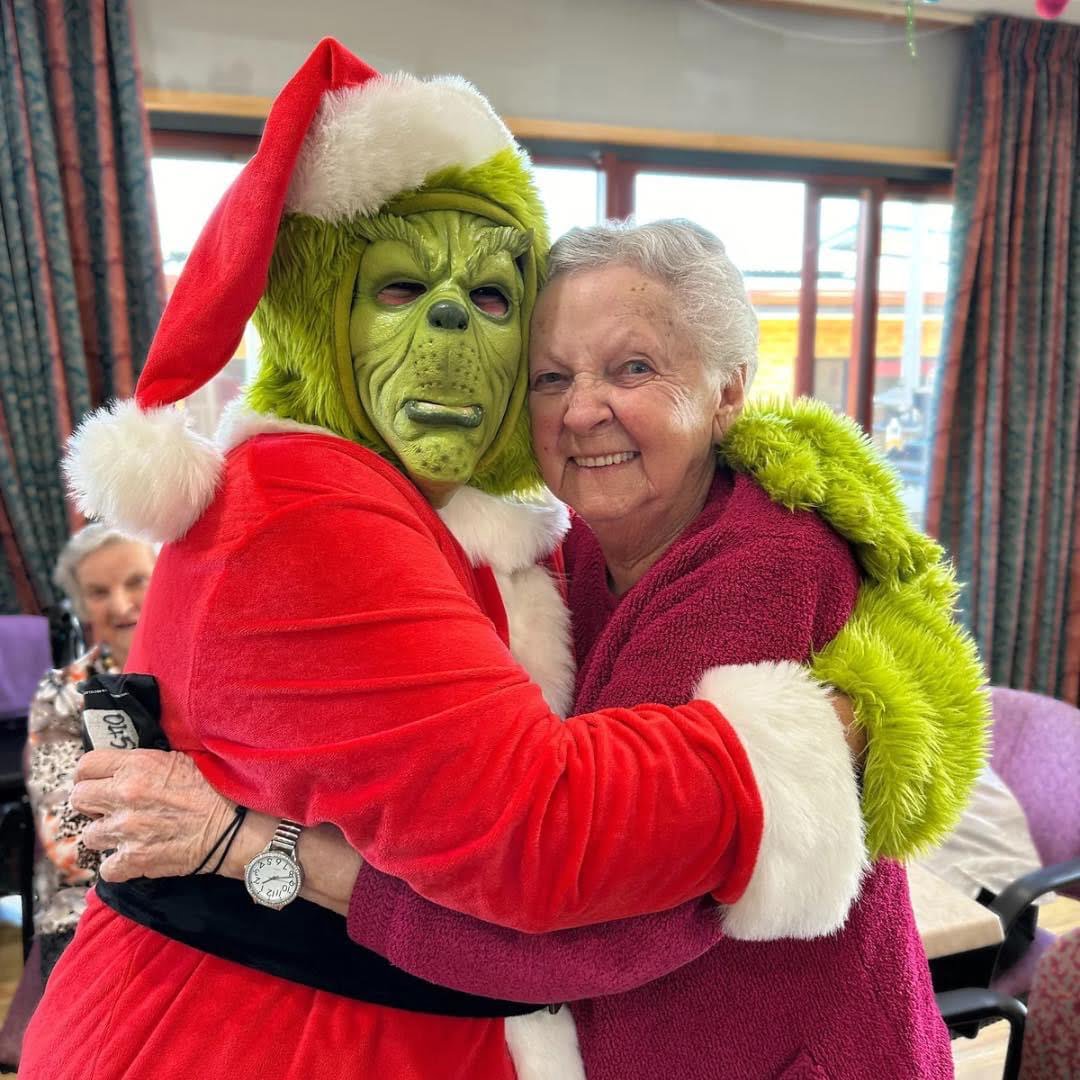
26,655,104,938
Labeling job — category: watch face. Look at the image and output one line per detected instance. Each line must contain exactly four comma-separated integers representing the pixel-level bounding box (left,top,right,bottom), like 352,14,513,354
245,852,302,908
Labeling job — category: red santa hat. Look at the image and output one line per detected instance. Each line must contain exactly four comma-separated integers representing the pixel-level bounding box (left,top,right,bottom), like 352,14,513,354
64,38,521,542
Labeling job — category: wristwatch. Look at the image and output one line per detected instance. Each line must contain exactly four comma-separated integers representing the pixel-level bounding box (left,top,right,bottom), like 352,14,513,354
244,820,304,910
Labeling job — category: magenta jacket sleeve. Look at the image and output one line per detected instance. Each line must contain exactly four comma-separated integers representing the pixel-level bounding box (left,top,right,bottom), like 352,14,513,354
347,864,723,1003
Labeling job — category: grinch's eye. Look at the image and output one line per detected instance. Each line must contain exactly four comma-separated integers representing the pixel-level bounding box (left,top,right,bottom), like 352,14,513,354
377,282,426,306
470,286,509,318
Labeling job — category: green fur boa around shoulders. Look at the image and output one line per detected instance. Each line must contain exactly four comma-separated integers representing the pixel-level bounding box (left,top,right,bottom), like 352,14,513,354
722,398,989,861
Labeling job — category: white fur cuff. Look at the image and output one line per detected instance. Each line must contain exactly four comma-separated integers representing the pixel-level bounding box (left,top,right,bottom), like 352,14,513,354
697,662,868,940
286,73,515,222
505,1008,585,1080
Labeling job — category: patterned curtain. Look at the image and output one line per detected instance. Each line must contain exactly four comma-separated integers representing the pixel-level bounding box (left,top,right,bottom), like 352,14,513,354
0,0,164,615
927,16,1080,703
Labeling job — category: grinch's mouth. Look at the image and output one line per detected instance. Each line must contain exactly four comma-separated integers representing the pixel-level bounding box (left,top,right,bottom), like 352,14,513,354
403,400,484,429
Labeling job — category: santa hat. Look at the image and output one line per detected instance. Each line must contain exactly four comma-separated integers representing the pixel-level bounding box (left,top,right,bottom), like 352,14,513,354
64,38,540,542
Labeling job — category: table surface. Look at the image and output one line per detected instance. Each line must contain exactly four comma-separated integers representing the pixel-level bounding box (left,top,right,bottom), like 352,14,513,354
908,862,1004,960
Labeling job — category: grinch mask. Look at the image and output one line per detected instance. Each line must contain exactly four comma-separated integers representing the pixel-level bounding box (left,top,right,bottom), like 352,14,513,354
350,210,528,505
246,152,549,502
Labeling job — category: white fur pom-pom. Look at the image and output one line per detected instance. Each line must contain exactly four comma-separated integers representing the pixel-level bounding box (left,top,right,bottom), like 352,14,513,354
63,399,223,544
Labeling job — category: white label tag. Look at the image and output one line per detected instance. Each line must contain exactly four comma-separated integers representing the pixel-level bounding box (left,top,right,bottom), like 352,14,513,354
83,708,140,751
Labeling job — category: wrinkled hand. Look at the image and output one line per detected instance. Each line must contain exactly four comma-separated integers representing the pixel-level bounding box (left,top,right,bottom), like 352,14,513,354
829,692,866,761
72,749,235,882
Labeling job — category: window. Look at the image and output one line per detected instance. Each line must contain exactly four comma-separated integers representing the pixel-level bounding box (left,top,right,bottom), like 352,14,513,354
532,164,603,239
811,196,861,414
872,200,952,525
634,173,807,403
152,134,952,522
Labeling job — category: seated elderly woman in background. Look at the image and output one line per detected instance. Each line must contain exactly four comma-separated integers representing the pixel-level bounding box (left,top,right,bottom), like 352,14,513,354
27,525,155,977
71,222,982,1079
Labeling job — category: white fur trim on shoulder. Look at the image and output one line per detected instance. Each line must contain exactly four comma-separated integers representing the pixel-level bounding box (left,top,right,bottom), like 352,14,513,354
496,564,574,717
696,662,868,940
63,399,223,544
215,398,337,451
505,1008,585,1080
286,73,515,222
439,485,569,574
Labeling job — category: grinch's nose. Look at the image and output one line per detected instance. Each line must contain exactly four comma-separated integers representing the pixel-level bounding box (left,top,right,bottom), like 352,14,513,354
427,299,470,332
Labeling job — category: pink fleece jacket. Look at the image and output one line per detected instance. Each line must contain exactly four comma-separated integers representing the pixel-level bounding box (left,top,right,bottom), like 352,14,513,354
348,471,953,1078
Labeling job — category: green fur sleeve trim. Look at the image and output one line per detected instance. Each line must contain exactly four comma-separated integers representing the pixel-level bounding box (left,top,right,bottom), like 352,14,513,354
811,572,989,859
722,398,989,860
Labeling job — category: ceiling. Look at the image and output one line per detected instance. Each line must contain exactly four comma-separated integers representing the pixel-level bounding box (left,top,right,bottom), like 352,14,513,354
745,0,1080,26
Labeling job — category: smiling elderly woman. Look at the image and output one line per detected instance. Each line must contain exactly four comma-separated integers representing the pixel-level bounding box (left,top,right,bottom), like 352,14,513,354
528,224,756,595
65,222,978,1080
27,525,155,977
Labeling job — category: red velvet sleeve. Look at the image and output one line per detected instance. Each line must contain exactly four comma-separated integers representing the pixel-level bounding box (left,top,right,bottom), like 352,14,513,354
181,450,762,933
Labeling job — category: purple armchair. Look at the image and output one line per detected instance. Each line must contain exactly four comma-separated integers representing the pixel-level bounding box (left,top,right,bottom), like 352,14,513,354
936,687,1080,1080
985,687,1080,997
0,616,50,1068
989,687,1080,889
0,616,50,722
0,616,50,944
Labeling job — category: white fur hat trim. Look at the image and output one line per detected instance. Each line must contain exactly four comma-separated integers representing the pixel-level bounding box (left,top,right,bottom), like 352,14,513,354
285,73,516,222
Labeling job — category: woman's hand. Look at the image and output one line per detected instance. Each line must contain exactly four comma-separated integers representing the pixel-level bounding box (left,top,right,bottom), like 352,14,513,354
73,750,363,911
72,749,236,882
830,692,866,762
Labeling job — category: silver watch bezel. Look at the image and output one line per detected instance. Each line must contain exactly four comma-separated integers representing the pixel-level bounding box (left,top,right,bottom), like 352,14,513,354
243,824,304,910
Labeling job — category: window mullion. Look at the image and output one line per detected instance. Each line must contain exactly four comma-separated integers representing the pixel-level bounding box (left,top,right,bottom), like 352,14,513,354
795,184,822,399
847,182,884,430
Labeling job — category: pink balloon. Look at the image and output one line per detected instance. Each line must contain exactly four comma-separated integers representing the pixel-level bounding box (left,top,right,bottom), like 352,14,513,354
1036,0,1070,17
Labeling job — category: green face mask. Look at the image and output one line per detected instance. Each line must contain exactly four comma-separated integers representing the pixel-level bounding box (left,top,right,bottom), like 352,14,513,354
349,210,527,505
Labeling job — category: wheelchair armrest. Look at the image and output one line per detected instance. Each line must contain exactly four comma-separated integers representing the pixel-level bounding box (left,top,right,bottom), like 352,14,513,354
936,989,1026,1080
990,857,1080,942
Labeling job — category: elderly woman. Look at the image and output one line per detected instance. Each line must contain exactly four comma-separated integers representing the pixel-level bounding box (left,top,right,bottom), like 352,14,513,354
26,525,155,976
63,222,979,1079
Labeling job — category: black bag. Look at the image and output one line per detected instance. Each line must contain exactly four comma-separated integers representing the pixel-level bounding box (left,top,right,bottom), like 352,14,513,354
79,673,169,752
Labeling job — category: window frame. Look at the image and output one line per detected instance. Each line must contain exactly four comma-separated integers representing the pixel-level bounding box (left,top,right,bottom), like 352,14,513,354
149,125,953,433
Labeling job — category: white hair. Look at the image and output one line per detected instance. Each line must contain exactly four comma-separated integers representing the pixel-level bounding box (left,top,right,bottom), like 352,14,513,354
546,219,759,389
52,524,154,620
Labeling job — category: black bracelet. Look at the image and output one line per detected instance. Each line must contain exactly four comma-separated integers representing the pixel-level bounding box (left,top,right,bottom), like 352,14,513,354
191,804,249,876
210,806,249,876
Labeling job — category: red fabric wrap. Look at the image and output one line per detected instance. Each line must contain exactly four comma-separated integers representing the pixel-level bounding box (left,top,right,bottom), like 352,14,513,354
21,433,765,1079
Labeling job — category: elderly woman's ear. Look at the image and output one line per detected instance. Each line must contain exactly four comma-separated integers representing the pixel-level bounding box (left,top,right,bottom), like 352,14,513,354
711,365,748,444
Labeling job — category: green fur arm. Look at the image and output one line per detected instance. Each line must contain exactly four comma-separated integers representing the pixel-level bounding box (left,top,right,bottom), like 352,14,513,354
721,398,989,860
811,570,988,859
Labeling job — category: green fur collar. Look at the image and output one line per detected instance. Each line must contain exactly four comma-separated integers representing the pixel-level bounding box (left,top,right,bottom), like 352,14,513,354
722,397,942,587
